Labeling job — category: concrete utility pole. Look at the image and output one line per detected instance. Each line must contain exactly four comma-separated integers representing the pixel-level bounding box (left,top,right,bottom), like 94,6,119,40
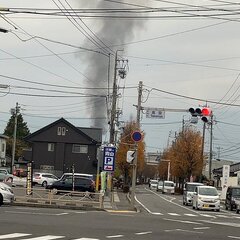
109,51,120,144
209,115,213,180
11,102,20,174
131,81,143,206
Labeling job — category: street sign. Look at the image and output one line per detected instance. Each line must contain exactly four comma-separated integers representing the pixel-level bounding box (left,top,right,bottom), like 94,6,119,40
103,146,116,172
131,131,143,142
146,108,165,119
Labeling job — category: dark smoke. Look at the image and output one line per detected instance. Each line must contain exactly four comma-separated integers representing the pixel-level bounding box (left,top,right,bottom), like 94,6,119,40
79,1,149,133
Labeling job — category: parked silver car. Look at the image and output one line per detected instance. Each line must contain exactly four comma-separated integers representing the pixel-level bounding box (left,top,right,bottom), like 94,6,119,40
33,172,59,187
0,182,14,206
0,168,13,183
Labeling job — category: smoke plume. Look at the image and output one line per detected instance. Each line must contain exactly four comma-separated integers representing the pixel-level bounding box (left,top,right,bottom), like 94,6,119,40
79,1,149,133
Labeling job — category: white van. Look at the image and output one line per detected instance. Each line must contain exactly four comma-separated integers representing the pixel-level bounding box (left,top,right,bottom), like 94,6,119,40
162,181,175,194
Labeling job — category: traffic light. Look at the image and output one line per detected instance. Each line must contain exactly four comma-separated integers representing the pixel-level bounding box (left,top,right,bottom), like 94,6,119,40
189,107,212,123
126,150,135,163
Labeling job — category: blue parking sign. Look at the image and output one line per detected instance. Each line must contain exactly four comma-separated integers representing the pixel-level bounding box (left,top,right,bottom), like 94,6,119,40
103,146,116,172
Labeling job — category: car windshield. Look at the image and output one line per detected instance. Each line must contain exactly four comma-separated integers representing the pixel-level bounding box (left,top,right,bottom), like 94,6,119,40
199,187,218,196
232,188,240,196
151,180,158,184
165,182,174,187
186,184,202,192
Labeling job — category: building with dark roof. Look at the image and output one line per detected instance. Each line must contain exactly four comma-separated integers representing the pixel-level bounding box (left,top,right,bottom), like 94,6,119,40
23,118,102,177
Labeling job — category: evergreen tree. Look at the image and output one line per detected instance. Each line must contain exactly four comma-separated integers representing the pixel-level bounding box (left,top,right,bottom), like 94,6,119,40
3,113,30,160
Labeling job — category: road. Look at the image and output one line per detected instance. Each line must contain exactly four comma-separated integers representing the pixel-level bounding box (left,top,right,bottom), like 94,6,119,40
0,185,240,240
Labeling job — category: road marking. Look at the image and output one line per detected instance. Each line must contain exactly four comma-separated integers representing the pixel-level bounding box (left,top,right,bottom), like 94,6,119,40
184,214,198,217
106,235,124,238
134,195,163,215
4,211,68,216
168,213,180,216
135,231,152,235
216,214,231,218
200,220,240,228
0,233,31,239
193,227,210,230
200,214,216,218
163,218,202,225
72,238,99,240
228,236,240,239
17,236,64,240
164,229,203,234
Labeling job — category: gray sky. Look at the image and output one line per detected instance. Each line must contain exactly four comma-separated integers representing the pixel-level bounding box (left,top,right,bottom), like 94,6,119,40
1,0,240,162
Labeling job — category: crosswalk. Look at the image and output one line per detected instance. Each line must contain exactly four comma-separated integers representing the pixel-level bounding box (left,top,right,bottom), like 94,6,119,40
163,212,240,219
0,233,99,240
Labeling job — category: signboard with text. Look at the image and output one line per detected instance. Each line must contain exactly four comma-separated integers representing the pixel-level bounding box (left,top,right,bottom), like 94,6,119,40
103,146,116,172
146,108,165,119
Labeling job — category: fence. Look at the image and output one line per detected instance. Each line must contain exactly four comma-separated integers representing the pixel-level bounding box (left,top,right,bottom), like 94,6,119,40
13,187,104,209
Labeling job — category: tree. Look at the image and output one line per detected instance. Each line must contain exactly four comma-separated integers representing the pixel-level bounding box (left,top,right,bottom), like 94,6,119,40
4,113,30,160
159,127,204,183
116,121,145,184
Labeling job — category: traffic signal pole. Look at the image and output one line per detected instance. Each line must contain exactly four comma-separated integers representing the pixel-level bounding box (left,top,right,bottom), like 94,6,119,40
131,81,143,206
209,115,213,180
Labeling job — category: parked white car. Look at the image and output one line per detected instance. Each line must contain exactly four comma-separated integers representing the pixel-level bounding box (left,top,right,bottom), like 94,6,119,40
0,182,14,206
162,181,175,194
183,182,204,205
192,186,220,211
12,176,27,187
157,181,163,192
33,173,59,187
149,180,158,190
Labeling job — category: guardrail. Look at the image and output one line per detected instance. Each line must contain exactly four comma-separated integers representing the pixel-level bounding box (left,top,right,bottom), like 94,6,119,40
13,187,104,209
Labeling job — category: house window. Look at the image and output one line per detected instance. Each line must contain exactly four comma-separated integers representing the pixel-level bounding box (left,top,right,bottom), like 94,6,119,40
57,127,66,136
48,143,54,152
72,144,88,154
57,127,61,135
1,143,5,152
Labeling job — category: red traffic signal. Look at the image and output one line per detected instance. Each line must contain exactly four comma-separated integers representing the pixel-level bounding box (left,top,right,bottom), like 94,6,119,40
201,107,212,116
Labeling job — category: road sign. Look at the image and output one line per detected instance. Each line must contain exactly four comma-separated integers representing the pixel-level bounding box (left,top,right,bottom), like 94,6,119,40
146,108,165,119
103,146,116,172
131,131,142,142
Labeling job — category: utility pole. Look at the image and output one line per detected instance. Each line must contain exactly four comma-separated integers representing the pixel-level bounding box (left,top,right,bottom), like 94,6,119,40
109,52,118,144
131,81,143,206
209,115,213,181
11,102,20,174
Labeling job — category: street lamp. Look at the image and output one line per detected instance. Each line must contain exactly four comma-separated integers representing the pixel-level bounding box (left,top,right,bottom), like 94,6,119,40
161,159,171,181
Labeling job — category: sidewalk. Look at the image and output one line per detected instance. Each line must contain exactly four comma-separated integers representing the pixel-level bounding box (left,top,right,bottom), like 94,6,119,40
103,189,137,212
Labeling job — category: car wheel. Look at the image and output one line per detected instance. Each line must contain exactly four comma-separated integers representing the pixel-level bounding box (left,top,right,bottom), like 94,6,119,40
192,203,195,209
236,209,239,214
0,193,3,206
230,205,233,211
225,205,228,210
216,209,220,212
42,181,47,188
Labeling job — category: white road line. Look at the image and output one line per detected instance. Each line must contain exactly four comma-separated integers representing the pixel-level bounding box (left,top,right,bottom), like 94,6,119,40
72,238,99,240
163,218,203,225
228,236,240,239
168,213,180,216
134,195,163,215
200,214,216,218
193,227,210,230
0,233,32,239
15,236,64,240
4,211,68,216
184,214,198,217
216,214,231,218
176,229,203,234
200,220,240,228
135,231,152,235
106,235,124,238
